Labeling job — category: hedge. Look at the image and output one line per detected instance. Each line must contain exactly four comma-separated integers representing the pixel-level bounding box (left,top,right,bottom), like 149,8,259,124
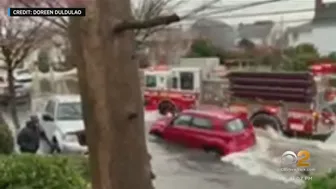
67,155,91,181
0,154,89,189
0,124,14,154
304,171,336,189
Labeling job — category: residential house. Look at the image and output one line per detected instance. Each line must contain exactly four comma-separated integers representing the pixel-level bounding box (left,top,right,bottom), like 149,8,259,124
141,27,196,66
191,18,236,50
288,0,336,55
236,20,284,47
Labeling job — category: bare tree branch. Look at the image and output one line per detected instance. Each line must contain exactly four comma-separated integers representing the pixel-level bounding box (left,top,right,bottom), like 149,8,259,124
114,14,180,33
179,0,219,19
0,2,50,69
17,0,69,33
17,0,220,41
0,1,51,129
14,0,221,68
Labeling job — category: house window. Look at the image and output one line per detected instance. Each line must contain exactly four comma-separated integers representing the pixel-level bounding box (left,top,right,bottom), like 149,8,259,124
293,32,299,41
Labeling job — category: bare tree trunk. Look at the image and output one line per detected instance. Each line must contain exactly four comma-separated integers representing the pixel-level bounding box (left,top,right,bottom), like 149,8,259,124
69,0,152,189
7,67,20,130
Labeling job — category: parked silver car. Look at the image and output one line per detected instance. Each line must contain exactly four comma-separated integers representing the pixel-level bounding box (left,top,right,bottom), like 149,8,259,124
0,76,30,104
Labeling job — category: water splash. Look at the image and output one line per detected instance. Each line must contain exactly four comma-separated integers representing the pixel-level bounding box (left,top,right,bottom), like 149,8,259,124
145,110,162,123
221,135,301,184
221,127,336,184
142,111,336,184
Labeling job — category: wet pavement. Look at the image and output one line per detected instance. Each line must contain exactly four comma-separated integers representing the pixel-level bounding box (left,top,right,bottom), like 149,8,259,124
148,137,298,189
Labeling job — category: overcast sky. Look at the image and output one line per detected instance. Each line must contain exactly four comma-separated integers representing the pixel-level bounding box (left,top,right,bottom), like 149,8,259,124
167,0,336,27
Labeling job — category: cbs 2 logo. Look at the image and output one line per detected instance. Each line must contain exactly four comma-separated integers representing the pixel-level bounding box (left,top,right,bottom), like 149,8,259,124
282,150,311,167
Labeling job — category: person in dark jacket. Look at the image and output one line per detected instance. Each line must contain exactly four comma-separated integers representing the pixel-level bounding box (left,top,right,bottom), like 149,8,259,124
17,115,41,153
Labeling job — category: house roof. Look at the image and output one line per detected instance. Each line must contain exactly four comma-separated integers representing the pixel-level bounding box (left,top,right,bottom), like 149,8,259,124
144,27,195,42
287,22,313,34
191,18,236,50
238,21,274,39
192,18,233,29
312,2,336,25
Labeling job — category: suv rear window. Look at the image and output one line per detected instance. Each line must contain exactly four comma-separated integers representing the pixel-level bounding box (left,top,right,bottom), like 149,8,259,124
225,119,247,132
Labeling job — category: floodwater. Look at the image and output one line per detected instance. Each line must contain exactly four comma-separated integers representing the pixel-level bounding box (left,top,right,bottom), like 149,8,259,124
5,103,336,189
146,112,299,189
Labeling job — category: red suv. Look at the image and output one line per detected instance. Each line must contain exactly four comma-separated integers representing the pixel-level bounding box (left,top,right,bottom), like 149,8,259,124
149,109,256,156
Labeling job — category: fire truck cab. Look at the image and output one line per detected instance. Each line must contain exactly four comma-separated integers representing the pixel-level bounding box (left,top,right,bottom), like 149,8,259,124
144,64,204,114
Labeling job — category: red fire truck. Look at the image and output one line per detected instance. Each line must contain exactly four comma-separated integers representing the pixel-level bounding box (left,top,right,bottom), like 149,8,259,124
143,58,223,114
143,60,336,139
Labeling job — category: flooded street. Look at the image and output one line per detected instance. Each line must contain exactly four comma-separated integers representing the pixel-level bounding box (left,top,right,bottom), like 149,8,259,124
3,101,336,189
145,112,297,189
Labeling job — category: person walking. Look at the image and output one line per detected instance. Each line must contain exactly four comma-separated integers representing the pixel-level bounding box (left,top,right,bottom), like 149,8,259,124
17,116,41,154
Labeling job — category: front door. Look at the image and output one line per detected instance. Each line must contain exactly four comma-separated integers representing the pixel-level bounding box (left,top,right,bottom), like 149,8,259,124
163,114,192,145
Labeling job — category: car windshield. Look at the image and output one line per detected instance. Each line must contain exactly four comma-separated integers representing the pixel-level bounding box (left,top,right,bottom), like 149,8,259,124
57,102,82,120
225,118,246,132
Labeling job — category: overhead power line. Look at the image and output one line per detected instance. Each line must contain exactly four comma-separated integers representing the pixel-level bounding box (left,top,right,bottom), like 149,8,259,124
167,16,335,29
196,0,291,17
202,8,314,19
177,0,290,18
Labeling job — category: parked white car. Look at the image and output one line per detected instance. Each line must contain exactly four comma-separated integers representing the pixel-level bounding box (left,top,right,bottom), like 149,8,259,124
0,75,30,104
39,95,87,154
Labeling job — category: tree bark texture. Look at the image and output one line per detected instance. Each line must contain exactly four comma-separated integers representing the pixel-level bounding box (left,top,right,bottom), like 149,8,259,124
7,67,20,130
68,0,152,189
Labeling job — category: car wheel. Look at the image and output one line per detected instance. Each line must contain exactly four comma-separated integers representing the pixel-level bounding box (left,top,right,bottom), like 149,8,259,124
149,131,163,141
205,147,223,157
250,113,283,133
158,101,175,115
152,132,163,138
